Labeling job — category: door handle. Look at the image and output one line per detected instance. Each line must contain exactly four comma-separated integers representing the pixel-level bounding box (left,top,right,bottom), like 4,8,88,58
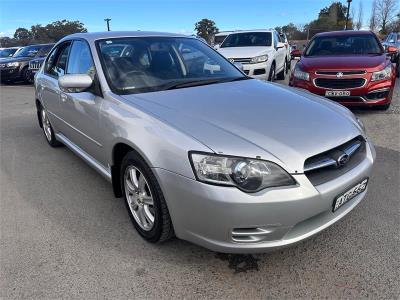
61,93,68,102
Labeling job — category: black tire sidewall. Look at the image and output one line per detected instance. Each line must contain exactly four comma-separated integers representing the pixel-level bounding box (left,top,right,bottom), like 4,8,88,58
120,152,165,242
268,64,275,81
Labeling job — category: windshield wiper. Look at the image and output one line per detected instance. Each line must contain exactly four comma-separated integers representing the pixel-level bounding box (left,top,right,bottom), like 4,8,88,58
163,78,242,90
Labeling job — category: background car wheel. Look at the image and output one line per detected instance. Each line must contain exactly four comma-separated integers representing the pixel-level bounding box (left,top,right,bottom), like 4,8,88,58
268,63,276,81
120,151,174,243
40,106,62,147
276,60,287,80
21,67,30,84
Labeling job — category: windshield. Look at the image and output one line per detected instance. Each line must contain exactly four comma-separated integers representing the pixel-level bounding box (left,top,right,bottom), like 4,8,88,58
97,37,246,95
36,45,53,57
0,48,18,58
221,32,272,48
15,45,42,58
305,34,383,56
214,35,228,45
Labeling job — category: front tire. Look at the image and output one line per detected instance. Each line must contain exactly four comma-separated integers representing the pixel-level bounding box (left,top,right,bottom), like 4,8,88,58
21,67,31,84
120,151,174,243
276,60,287,80
268,63,276,81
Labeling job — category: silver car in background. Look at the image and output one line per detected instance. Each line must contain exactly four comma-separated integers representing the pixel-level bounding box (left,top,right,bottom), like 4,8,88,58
34,32,375,253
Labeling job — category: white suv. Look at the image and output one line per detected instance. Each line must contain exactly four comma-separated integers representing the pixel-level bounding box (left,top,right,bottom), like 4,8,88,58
217,30,289,81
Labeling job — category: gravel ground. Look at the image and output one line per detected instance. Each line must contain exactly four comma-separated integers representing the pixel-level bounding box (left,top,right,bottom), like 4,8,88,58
0,75,399,299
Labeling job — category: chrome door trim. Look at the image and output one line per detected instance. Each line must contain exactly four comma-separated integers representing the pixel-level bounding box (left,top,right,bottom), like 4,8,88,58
55,133,111,182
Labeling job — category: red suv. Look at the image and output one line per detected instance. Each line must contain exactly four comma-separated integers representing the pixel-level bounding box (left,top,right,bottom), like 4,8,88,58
289,31,396,110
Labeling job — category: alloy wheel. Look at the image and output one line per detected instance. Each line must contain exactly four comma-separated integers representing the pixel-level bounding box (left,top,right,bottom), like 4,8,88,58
124,166,155,231
41,109,52,142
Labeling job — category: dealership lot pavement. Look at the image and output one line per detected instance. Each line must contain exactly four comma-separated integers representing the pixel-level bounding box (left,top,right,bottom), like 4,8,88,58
1,79,399,299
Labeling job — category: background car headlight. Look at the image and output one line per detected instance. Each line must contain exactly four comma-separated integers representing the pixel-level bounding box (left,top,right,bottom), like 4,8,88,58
356,117,366,133
293,65,310,81
6,62,20,68
250,55,268,64
371,64,392,81
189,152,296,192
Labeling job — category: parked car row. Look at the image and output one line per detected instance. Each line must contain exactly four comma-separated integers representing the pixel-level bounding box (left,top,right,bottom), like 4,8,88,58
0,43,53,83
213,29,397,110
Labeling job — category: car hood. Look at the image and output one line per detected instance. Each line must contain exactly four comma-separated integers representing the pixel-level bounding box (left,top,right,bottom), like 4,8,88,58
218,47,273,58
300,54,388,72
121,80,362,173
0,56,31,63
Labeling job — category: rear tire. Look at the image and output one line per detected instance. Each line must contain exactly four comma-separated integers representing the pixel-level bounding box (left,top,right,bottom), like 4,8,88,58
39,105,62,147
120,151,174,243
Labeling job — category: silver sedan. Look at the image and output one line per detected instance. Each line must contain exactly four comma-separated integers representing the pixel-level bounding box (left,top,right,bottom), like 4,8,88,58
34,31,375,253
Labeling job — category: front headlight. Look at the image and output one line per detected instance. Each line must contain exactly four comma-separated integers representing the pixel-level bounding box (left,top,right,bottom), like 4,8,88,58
189,152,296,192
250,55,268,64
371,64,392,81
356,117,366,133
6,62,20,68
293,65,310,81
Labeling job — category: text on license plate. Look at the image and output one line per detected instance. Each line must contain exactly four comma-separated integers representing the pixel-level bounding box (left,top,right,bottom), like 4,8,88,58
325,90,351,97
333,178,368,212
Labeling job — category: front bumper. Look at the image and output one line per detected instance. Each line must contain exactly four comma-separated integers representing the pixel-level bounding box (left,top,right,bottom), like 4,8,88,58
0,67,21,81
153,140,375,253
241,61,272,80
289,70,396,107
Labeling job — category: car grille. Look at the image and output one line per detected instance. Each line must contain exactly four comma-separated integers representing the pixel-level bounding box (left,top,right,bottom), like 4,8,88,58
315,70,366,76
314,78,366,89
231,58,252,64
29,61,42,70
304,136,366,186
326,96,364,103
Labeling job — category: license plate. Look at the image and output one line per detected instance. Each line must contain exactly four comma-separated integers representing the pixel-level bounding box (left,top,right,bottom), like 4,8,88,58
325,90,351,97
333,178,368,212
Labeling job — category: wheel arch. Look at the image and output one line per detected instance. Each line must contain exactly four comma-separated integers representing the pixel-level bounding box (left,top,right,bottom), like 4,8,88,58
35,99,43,128
110,139,154,198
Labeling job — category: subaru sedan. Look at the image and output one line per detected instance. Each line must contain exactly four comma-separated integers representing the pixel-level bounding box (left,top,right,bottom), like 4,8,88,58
34,32,375,253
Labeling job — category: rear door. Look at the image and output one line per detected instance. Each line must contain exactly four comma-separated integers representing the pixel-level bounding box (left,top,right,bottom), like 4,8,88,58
59,39,106,166
40,42,71,130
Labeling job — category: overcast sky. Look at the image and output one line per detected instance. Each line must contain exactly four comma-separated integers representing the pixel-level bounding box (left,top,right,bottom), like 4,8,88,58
0,0,374,37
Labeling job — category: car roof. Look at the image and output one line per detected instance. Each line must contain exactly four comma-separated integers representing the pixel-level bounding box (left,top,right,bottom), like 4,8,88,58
314,30,374,37
61,31,191,43
228,29,274,34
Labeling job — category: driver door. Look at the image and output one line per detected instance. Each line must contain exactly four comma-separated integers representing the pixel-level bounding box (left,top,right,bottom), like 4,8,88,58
58,40,106,166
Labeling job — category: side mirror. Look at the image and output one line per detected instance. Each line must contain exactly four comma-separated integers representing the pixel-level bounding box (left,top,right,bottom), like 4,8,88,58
291,49,302,60
214,44,220,50
58,74,93,93
277,42,285,49
387,46,398,54
234,62,244,72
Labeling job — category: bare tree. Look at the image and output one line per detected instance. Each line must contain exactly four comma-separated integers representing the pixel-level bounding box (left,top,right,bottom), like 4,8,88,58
355,2,363,30
376,0,398,33
370,0,378,31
